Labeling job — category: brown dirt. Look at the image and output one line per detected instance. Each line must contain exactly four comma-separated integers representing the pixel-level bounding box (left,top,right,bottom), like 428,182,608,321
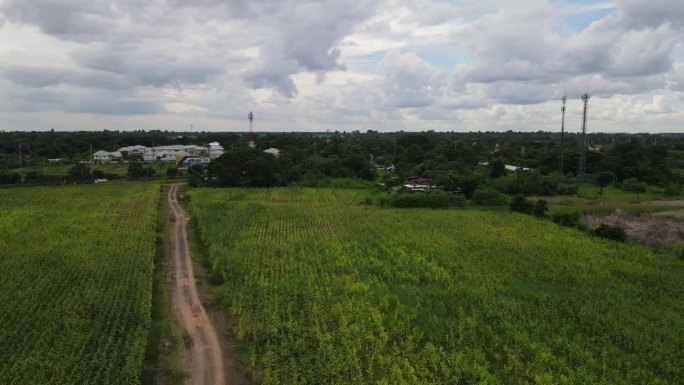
583,209,684,248
168,184,225,385
643,200,684,206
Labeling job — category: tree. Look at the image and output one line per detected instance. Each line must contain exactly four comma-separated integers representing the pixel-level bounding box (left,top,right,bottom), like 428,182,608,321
595,171,616,196
622,177,646,199
509,195,534,214
489,158,506,179
67,163,91,183
127,162,155,179
208,147,281,187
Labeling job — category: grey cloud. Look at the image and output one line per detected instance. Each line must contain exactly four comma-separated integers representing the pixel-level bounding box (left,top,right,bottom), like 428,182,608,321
4,66,136,90
617,0,684,29
242,0,379,97
4,85,163,115
452,1,682,105
378,50,445,109
1,0,120,41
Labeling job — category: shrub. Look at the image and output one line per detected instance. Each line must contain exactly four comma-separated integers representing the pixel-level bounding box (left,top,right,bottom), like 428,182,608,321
673,243,684,260
551,211,580,227
509,195,534,214
531,199,548,217
557,183,579,195
664,184,682,197
590,224,627,242
471,187,509,206
389,191,465,208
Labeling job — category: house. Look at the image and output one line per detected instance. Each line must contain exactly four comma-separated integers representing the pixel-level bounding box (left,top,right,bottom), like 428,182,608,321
505,165,531,172
209,142,224,159
405,176,436,191
118,145,148,156
179,156,206,168
263,148,280,157
93,151,114,163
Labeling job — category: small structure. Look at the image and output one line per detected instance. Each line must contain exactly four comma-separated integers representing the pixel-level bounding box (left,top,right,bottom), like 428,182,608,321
179,156,207,168
263,148,280,157
92,151,122,163
505,165,531,172
209,142,224,159
404,176,436,192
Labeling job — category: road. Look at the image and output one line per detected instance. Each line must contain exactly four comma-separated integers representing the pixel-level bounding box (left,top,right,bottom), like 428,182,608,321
168,184,225,385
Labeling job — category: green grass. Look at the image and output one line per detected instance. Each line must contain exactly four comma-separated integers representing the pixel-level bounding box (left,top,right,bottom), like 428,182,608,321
577,184,671,202
0,183,160,384
188,187,684,384
140,184,187,385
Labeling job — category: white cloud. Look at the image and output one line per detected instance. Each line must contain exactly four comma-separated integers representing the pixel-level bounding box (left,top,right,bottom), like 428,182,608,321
0,0,682,132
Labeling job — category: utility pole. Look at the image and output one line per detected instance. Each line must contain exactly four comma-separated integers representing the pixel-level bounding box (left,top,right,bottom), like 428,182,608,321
558,94,566,174
18,143,24,184
248,111,255,148
578,93,590,179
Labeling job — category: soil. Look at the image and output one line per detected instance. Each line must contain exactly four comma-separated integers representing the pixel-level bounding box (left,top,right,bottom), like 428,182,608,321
583,209,684,248
168,184,225,385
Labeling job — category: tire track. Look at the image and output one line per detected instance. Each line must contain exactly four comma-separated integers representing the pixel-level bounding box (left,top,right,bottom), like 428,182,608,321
168,184,225,385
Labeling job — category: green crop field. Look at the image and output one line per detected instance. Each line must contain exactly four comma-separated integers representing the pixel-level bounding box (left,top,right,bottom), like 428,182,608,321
0,183,159,385
189,187,684,385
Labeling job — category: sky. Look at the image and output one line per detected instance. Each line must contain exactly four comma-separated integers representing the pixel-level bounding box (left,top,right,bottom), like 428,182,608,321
0,0,683,133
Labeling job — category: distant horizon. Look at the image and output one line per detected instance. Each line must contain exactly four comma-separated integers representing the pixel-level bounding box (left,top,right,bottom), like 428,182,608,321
3,128,684,136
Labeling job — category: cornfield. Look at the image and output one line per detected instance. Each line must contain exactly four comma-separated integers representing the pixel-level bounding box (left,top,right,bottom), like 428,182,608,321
189,187,684,385
0,183,159,385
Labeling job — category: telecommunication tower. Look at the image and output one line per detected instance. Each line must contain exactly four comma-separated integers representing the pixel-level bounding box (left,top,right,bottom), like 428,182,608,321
248,111,255,148
578,93,590,179
558,94,566,174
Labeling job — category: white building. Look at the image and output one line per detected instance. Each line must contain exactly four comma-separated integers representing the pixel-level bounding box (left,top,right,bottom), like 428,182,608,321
505,165,531,172
92,151,122,163
142,145,209,161
209,142,224,159
118,145,148,155
263,148,280,157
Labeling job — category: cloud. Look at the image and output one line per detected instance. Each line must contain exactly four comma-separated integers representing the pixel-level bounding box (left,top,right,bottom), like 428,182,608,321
0,0,682,132
242,0,379,96
643,95,672,114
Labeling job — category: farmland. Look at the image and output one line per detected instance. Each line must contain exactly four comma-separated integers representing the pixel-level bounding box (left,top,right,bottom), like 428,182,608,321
189,187,684,385
0,183,159,384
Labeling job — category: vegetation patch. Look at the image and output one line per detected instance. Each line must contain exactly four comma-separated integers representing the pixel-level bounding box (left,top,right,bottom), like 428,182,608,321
189,187,684,385
0,183,159,384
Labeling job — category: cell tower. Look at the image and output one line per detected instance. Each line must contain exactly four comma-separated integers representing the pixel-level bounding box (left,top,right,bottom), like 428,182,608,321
248,111,255,148
578,93,590,179
558,93,567,174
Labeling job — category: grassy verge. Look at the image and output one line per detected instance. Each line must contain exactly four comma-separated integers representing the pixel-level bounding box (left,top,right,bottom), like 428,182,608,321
179,185,253,385
141,183,188,385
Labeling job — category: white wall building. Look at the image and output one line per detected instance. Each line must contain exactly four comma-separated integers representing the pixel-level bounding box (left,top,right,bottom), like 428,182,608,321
263,148,280,157
92,151,122,163
209,142,224,159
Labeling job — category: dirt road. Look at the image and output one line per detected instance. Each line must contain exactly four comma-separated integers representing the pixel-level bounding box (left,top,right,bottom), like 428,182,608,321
168,184,225,385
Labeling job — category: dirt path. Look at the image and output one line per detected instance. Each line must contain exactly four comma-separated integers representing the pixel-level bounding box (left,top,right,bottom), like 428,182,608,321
168,184,225,385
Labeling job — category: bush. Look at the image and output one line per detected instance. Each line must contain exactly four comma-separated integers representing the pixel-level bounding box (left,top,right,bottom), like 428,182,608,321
557,183,579,195
471,187,509,206
389,191,465,208
531,199,548,217
509,195,534,214
551,211,581,227
664,184,682,197
590,224,627,242
672,243,684,260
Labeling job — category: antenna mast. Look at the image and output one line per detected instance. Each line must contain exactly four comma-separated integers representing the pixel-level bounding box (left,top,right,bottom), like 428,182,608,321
558,93,566,174
578,93,590,179
248,111,255,148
